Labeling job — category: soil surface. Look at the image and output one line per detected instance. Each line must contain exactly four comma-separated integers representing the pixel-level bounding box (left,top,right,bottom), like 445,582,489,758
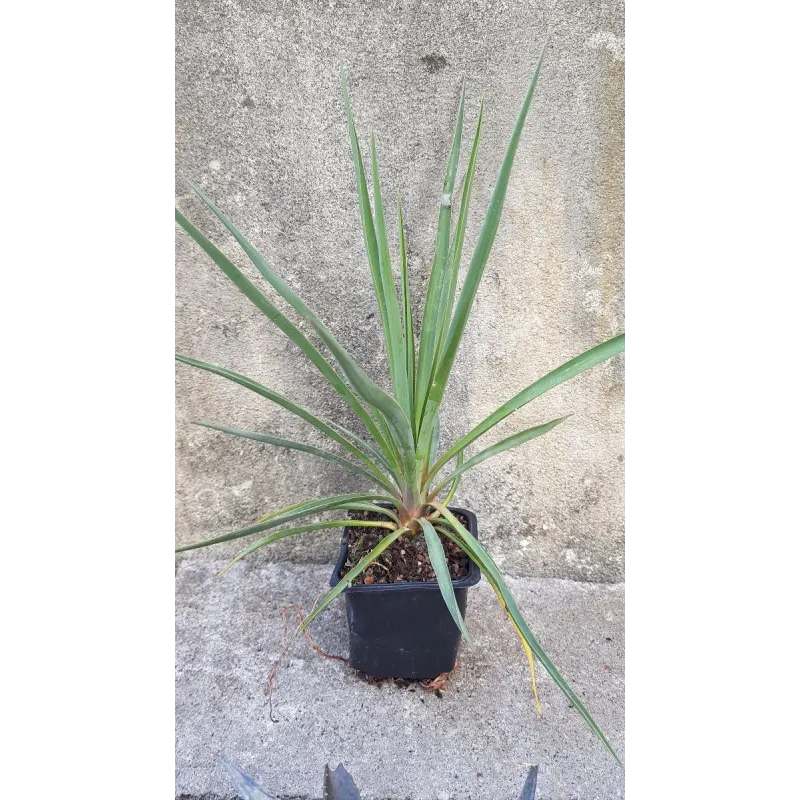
342,509,471,585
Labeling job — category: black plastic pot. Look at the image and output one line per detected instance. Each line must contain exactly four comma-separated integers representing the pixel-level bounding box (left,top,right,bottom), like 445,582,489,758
330,506,481,679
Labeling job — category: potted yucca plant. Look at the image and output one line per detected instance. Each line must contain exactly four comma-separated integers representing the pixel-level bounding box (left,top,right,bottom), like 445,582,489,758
176,45,624,764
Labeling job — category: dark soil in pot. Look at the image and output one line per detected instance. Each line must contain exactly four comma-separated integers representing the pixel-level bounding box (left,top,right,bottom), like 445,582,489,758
340,509,471,585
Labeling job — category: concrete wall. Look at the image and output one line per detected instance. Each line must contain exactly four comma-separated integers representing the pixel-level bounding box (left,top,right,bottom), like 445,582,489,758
175,0,624,581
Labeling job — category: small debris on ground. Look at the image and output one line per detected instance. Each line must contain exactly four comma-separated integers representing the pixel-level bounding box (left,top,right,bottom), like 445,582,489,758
264,602,348,722
353,660,459,696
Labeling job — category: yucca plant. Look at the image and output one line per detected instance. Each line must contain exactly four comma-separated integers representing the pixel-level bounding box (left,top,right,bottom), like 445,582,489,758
176,45,624,764
221,756,539,799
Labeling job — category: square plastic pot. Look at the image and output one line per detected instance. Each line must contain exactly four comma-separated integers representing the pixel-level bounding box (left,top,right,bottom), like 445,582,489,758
330,506,481,679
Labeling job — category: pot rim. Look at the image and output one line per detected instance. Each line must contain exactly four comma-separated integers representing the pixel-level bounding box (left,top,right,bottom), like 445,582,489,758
330,505,482,591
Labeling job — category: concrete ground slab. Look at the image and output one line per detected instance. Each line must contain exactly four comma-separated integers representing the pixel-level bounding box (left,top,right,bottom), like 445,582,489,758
176,560,624,799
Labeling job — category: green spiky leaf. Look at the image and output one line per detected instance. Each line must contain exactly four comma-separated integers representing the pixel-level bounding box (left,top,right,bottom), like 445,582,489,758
420,518,472,644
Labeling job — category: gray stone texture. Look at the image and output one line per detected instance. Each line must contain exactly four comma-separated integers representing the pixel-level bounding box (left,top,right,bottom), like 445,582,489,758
175,561,625,799
175,0,625,581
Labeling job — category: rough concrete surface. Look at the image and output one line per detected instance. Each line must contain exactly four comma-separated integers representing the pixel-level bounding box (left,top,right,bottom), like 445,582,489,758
175,1,625,581
176,561,624,799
